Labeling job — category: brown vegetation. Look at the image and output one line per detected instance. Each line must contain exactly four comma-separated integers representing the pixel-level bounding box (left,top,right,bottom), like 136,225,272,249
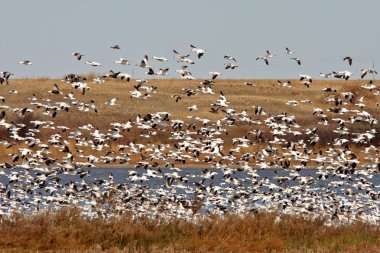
0,208,379,253
0,78,379,166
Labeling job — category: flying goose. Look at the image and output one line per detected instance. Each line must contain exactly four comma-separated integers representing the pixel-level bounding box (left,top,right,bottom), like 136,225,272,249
290,57,301,65
110,44,121,49
190,44,206,59
117,73,131,81
72,52,84,60
277,80,292,87
153,56,168,62
171,95,182,102
103,70,121,79
114,58,130,65
1,71,13,85
105,98,118,106
209,72,221,80
343,56,353,66
360,68,377,79
48,84,62,95
224,55,237,62
93,77,106,84
332,71,353,80
176,66,192,77
225,63,238,69
256,56,269,65
265,50,276,58
173,50,189,59
320,72,333,78
244,82,256,86
156,68,169,76
85,61,102,66
18,60,32,65
286,47,295,55
145,67,156,75
299,74,312,82
361,80,376,91
136,55,150,68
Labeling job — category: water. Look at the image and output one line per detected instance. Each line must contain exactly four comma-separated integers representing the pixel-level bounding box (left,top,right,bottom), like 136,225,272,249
1,167,379,224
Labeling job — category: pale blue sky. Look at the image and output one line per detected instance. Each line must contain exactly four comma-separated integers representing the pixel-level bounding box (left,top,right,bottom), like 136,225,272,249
1,0,379,79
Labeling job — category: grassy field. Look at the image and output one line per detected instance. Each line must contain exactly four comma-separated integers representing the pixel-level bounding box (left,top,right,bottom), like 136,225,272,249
0,77,379,167
0,208,379,253
1,78,380,252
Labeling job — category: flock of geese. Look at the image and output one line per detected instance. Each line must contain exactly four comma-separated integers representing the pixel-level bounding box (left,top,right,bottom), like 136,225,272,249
0,44,379,225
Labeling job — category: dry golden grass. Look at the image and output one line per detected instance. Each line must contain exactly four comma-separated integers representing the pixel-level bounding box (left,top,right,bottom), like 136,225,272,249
0,208,379,253
0,78,379,166
3,78,375,127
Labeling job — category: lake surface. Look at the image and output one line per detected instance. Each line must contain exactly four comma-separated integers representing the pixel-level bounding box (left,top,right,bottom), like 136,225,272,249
1,167,379,224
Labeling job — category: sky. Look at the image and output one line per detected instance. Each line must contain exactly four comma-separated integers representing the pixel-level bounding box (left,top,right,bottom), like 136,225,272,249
0,0,379,80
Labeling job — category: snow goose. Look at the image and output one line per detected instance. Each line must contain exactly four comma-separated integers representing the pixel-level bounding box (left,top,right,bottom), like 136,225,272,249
176,65,191,76
110,44,121,49
361,80,376,91
360,68,377,79
117,73,131,81
114,58,130,65
145,67,155,75
85,61,102,67
156,68,169,76
224,55,237,62
256,56,269,65
277,80,292,88
343,56,352,66
105,98,118,106
299,74,312,81
18,60,32,65
225,63,238,69
265,50,276,58
103,70,121,78
173,50,194,64
153,56,168,62
209,72,221,80
93,77,105,84
290,57,301,65
171,95,182,102
173,49,189,59
320,72,333,78
48,84,62,95
286,47,295,55
190,44,206,59
72,82,89,95
0,71,13,85
188,105,198,111
136,55,150,68
332,71,353,80
72,52,84,60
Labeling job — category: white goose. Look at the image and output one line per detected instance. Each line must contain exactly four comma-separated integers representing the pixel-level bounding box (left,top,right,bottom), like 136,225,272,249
153,56,168,62
136,55,150,68
114,58,130,65
72,52,84,60
18,60,32,65
286,47,295,55
156,68,169,76
85,61,102,67
190,44,206,59
209,72,221,80
290,57,301,65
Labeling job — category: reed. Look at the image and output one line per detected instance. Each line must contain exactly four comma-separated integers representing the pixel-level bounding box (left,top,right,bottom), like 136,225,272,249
0,208,379,252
